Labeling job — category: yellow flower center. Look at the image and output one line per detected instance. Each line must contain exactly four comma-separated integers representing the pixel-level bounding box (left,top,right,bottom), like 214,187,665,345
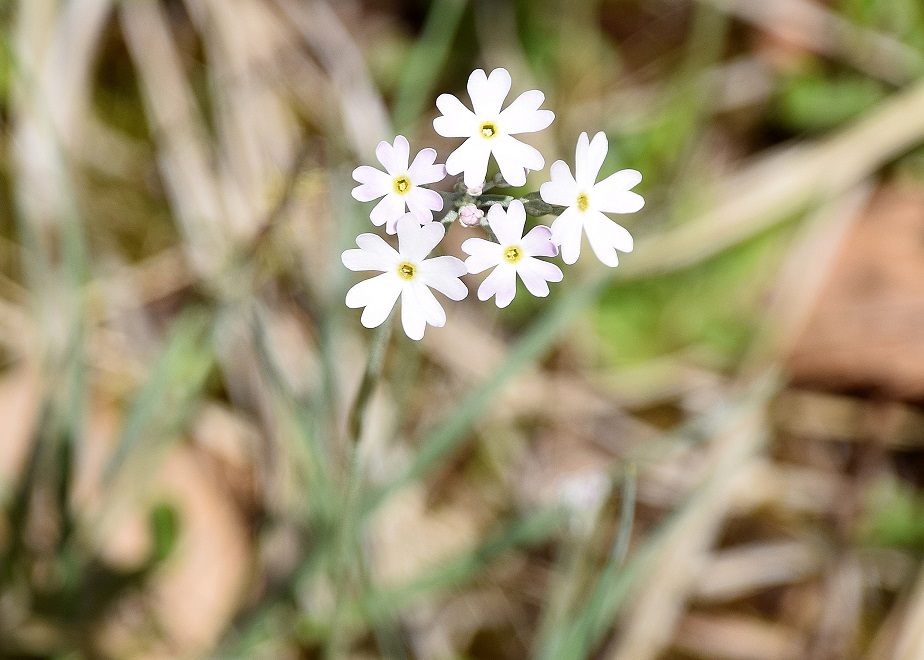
397,262,416,280
503,246,522,264
480,122,498,139
576,193,589,212
393,175,412,195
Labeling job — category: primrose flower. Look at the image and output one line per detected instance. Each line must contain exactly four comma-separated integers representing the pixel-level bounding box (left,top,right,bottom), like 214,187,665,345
461,200,562,308
352,136,446,234
434,68,554,189
540,132,643,267
342,214,467,340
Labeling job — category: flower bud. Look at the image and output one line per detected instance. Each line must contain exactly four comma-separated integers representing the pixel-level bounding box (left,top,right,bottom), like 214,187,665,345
458,204,484,227
466,183,484,196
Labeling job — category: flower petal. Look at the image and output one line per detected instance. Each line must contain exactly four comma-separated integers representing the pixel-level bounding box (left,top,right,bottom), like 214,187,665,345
492,135,543,187
593,169,644,213
488,200,527,246
518,257,563,298
407,148,446,184
392,135,410,172
418,256,468,301
397,215,445,262
540,160,578,206
342,248,390,272
355,232,400,262
584,210,633,267
400,285,428,340
405,187,443,223
575,131,608,189
410,280,447,327
375,140,397,174
370,194,406,231
478,264,517,308
468,67,511,117
521,224,557,257
461,237,502,274
498,89,554,134
345,272,401,329
434,93,477,138
446,137,492,189
351,166,392,203
550,207,583,265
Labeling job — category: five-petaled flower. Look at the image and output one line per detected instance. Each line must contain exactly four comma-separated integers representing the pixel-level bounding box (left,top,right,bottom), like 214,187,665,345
540,131,643,267
462,200,563,308
342,214,468,340
352,136,446,234
434,68,554,189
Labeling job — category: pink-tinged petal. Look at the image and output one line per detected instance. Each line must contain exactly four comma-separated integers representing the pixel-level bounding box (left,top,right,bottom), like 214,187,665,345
418,256,468,300
400,285,428,340
584,210,633,267
397,215,445,262
407,148,446,184
468,68,511,117
405,187,443,223
370,193,407,230
392,135,410,172
341,248,390,272
345,273,401,329
352,166,392,202
498,89,554,134
375,140,397,174
446,137,492,188
540,160,578,206
434,93,477,137
461,237,502,274
593,169,644,213
521,225,557,257
575,131,608,189
550,208,583,265
410,280,447,327
355,232,400,261
478,264,517,308
518,257,563,298
492,135,544,187
488,200,527,246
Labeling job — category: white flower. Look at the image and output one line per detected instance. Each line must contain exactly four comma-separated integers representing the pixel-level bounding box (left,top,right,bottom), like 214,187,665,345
539,131,643,267
461,200,563,308
352,135,446,234
434,68,554,189
342,214,467,340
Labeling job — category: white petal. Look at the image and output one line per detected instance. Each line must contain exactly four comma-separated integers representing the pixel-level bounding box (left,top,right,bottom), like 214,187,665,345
410,280,447,327
345,273,401,329
434,94,478,138
407,148,446,184
400,285,428,340
370,194,406,231
575,131,608,189
351,166,392,202
584,210,633,267
468,67,511,117
392,135,410,172
593,169,644,213
355,232,400,261
488,200,526,246
498,89,554,134
540,160,578,206
521,225,557,257
405,187,443,223
446,137,492,189
492,135,544,187
341,248,390,272
518,257,562,298
550,208,583,265
397,215,445,262
461,237,503,274
375,140,397,174
478,264,517,308
418,256,468,301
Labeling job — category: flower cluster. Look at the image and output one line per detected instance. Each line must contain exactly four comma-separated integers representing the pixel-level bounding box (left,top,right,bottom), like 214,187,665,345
343,68,645,340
